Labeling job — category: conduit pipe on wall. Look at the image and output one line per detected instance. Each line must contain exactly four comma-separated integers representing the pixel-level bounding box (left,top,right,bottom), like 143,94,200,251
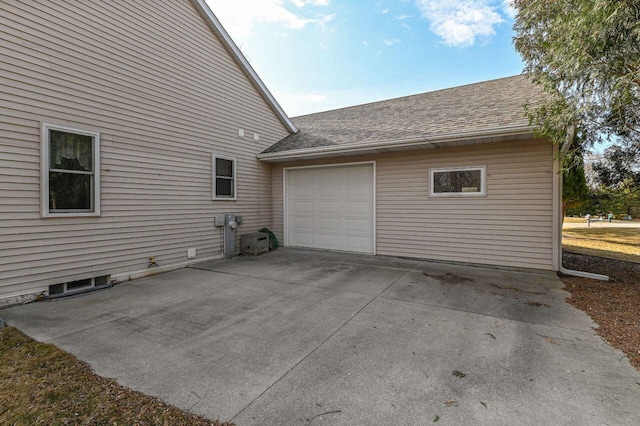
556,126,609,281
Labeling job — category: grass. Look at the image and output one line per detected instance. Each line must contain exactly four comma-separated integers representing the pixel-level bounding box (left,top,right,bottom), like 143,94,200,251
0,326,232,425
562,227,640,263
563,216,590,224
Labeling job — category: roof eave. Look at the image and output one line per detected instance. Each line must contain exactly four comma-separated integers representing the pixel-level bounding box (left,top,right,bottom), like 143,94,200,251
191,0,297,133
258,125,538,162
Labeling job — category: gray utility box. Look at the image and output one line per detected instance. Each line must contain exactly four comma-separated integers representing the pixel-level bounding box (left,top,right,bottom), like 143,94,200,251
241,232,269,256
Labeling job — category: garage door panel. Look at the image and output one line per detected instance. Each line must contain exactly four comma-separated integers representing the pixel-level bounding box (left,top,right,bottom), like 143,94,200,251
286,164,374,254
290,217,314,231
318,174,342,187
289,187,314,201
289,200,314,216
341,235,372,253
317,234,341,250
344,218,371,234
290,231,314,247
344,200,371,216
318,201,342,216
293,171,316,185
318,185,340,199
318,217,340,233
345,188,371,200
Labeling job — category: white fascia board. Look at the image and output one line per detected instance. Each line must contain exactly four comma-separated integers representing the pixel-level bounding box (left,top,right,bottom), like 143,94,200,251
191,0,297,133
258,125,537,162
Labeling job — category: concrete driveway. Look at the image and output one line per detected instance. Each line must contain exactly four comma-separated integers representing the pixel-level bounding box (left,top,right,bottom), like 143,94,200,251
2,249,639,425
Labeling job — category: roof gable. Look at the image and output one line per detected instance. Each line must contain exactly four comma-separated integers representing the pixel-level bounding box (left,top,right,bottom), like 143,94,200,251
188,0,296,133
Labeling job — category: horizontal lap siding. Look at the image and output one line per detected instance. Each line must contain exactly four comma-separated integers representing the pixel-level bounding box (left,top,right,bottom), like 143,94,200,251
0,0,290,298
271,139,554,270
376,141,554,270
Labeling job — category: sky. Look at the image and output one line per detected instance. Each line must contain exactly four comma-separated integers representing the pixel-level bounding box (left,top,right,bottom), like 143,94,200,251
204,0,523,118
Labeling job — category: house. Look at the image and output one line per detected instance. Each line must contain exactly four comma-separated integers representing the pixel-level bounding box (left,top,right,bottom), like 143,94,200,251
0,0,562,306
0,0,295,305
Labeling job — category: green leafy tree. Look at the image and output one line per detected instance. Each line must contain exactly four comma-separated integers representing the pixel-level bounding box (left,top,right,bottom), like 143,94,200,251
563,150,590,218
590,138,640,217
593,142,640,189
513,0,640,148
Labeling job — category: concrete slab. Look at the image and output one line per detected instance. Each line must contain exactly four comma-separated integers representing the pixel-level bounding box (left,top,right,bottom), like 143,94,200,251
47,276,380,418
2,249,639,425
193,249,418,297
2,268,242,341
235,297,639,425
383,260,593,330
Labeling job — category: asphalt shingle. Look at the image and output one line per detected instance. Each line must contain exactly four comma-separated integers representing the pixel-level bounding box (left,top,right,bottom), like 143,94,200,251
263,75,546,154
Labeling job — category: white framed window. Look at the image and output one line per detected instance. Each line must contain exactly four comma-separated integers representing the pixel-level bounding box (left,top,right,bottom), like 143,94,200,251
430,166,486,197
41,123,101,217
212,155,237,200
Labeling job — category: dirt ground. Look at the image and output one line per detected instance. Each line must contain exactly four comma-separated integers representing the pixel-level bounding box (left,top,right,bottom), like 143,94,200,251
562,252,640,370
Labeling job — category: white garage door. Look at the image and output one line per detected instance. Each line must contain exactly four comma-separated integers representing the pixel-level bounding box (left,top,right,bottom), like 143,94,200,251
286,163,375,254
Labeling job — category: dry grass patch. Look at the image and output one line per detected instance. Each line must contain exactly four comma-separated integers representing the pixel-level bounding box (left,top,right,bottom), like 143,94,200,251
0,326,233,425
563,216,590,224
562,227,640,263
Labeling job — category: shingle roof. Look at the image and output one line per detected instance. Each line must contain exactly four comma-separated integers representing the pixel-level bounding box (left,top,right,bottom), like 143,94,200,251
262,75,545,154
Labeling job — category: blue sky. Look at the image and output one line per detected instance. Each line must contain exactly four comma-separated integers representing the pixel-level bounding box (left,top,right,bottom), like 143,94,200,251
205,0,522,117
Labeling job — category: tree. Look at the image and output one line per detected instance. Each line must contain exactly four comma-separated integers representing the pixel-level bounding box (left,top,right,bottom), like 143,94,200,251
563,150,590,218
592,141,640,189
513,0,640,149
591,141,640,216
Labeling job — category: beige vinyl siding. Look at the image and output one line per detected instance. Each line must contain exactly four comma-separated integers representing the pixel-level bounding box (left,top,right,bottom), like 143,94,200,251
272,139,555,270
0,0,290,299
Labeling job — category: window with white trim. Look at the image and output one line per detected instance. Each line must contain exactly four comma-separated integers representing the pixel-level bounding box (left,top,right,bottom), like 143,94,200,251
212,155,236,199
41,124,100,216
430,166,486,197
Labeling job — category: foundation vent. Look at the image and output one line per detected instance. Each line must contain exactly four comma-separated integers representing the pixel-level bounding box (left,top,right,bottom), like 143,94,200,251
47,275,111,298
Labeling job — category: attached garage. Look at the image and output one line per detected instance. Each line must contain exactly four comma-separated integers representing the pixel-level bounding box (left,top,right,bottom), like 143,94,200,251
284,163,375,254
262,77,562,272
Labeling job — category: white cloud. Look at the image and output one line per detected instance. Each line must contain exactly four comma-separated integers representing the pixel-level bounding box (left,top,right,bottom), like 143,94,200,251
206,0,333,41
415,0,504,47
382,8,390,14
291,0,331,7
291,0,330,7
502,0,516,19
384,38,401,45
394,14,413,20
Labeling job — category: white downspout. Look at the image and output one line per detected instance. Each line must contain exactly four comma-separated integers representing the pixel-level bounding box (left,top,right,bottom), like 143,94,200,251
555,126,609,280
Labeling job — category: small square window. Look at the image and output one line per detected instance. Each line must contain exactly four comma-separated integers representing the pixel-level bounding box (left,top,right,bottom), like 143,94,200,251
430,166,486,197
212,155,236,199
41,124,100,217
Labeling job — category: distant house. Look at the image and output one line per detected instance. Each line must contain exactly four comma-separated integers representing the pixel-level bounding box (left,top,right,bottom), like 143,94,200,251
0,0,560,306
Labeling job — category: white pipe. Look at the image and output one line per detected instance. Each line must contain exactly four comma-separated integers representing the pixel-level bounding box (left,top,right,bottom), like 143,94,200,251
557,125,609,281
559,265,608,280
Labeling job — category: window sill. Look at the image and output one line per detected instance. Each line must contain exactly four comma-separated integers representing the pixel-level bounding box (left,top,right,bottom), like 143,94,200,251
429,193,487,198
43,212,101,218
